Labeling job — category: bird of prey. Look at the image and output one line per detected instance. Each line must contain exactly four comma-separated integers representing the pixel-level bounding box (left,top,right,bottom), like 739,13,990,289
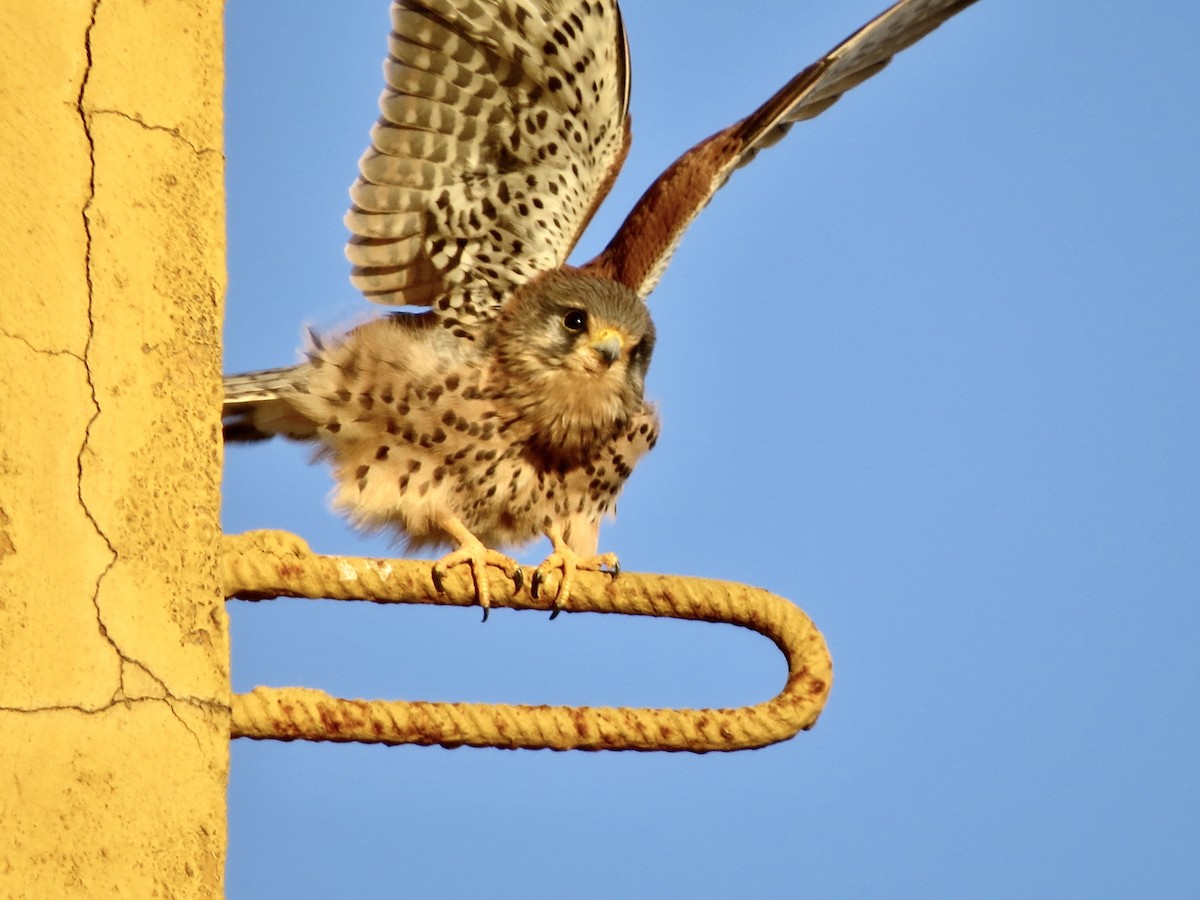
224,0,981,618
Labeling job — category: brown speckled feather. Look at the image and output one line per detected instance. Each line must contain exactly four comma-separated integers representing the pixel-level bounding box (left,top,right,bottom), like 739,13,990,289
345,0,631,332
583,0,981,297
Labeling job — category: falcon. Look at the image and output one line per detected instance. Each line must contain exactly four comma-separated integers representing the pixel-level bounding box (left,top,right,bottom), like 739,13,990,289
224,0,981,618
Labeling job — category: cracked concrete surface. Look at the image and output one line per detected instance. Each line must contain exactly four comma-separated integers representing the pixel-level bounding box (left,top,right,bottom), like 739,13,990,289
1,1,229,895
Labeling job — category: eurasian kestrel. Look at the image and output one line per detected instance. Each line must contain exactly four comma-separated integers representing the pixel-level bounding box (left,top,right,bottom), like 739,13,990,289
224,0,981,617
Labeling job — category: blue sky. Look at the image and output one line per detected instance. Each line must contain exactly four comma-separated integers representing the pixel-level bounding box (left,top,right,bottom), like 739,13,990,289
222,2,1199,896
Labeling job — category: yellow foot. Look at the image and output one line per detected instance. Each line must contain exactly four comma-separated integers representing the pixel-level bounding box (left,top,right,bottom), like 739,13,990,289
431,541,523,622
530,549,620,619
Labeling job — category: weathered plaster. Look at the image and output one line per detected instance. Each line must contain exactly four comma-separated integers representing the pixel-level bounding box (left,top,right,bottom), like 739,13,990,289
0,1,229,895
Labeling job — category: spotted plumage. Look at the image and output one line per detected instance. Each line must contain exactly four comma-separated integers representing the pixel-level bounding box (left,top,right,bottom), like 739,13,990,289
225,0,980,616
346,0,631,333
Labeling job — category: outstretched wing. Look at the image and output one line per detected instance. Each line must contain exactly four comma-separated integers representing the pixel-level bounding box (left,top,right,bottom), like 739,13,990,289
583,0,980,297
346,0,631,335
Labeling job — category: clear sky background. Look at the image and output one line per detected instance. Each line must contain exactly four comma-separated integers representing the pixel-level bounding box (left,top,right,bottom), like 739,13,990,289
222,2,1198,896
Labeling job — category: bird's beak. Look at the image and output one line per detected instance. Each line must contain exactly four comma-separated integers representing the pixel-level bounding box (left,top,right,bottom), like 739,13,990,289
590,329,624,365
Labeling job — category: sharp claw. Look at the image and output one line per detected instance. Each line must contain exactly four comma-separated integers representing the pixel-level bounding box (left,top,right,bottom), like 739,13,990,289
531,546,620,616
512,567,525,592
430,538,518,619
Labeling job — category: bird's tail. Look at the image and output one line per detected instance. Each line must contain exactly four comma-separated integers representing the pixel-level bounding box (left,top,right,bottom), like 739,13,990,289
222,365,317,443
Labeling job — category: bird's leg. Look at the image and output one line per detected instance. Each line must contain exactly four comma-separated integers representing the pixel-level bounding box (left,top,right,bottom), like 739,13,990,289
430,514,523,622
530,525,620,619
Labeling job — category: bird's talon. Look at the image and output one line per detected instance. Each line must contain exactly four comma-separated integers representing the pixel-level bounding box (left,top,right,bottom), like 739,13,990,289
512,567,525,592
430,541,518,619
532,545,621,615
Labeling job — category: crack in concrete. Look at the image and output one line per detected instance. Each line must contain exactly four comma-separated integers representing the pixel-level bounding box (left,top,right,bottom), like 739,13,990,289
0,696,228,716
77,0,120,670
90,107,222,158
0,695,228,748
77,0,119,648
72,1,211,747
0,327,87,363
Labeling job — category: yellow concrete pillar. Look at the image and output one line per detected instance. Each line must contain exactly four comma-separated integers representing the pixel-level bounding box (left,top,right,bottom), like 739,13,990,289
0,1,228,895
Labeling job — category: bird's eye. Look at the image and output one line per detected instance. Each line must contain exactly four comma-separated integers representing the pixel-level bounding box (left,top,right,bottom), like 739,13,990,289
562,309,588,333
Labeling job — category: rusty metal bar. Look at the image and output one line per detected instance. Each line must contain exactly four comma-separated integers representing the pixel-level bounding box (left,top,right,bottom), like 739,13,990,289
224,530,832,752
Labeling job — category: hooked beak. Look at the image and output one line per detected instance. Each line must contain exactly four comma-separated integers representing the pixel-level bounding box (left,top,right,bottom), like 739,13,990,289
590,328,624,365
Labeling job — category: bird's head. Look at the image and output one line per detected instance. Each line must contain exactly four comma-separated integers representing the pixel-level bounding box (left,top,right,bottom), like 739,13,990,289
491,270,656,462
